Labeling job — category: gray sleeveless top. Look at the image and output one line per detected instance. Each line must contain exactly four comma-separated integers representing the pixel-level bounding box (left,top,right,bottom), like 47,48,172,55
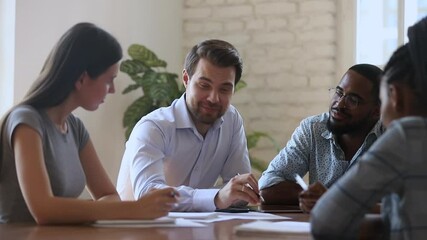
0,105,89,222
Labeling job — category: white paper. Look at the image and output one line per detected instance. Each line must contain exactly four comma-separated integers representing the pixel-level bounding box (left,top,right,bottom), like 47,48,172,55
190,211,290,223
93,217,206,228
168,212,218,219
234,220,310,234
95,216,175,225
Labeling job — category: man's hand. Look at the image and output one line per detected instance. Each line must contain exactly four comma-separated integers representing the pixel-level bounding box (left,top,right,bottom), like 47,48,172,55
260,181,303,205
298,182,327,213
214,173,260,209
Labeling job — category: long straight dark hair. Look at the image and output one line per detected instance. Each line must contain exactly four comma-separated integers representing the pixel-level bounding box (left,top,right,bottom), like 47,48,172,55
0,22,122,173
22,22,122,108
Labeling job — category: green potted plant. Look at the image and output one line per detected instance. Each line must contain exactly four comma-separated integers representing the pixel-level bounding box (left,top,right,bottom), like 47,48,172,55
120,44,279,172
246,131,281,172
120,44,184,138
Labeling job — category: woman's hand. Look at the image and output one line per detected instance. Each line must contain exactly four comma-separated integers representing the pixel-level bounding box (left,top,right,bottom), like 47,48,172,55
134,188,179,219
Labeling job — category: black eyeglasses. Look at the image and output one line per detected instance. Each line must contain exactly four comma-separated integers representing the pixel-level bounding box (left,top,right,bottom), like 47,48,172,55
328,87,363,109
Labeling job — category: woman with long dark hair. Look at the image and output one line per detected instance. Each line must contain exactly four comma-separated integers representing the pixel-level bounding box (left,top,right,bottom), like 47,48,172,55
0,22,177,224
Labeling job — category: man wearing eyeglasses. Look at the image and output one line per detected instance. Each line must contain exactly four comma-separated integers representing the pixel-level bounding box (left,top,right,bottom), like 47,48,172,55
259,64,384,213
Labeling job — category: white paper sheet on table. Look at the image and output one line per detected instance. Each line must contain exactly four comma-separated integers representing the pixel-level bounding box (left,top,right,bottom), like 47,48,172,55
93,212,292,227
189,211,291,223
93,217,206,228
234,220,310,236
168,212,218,219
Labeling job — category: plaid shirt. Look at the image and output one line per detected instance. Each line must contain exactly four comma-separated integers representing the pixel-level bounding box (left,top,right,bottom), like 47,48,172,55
311,117,427,240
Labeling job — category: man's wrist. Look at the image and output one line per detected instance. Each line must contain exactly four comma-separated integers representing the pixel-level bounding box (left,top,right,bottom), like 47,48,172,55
214,190,226,209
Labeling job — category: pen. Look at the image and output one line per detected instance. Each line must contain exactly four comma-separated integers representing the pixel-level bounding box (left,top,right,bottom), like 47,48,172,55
237,173,265,202
294,174,308,191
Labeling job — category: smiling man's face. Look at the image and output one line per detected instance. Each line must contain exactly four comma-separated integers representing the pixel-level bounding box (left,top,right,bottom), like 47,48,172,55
327,70,379,135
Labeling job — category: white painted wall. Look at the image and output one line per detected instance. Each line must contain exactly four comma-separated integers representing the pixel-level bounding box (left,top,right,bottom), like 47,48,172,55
14,0,183,185
0,0,15,116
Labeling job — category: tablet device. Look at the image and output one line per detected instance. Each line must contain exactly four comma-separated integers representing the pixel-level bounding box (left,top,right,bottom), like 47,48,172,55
215,207,251,213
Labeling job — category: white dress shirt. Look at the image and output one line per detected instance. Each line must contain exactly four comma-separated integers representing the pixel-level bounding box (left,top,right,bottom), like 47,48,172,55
116,94,250,211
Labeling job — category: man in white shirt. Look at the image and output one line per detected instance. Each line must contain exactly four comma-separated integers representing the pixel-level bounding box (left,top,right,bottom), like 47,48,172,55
116,39,260,211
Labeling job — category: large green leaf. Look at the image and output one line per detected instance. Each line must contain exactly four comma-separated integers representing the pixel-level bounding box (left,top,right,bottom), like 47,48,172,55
247,131,281,173
120,59,148,76
122,84,140,94
148,73,181,107
122,96,153,128
124,126,135,141
137,70,158,94
246,131,281,152
165,73,184,99
128,44,167,68
249,155,268,172
150,85,172,107
166,73,185,94
235,80,247,92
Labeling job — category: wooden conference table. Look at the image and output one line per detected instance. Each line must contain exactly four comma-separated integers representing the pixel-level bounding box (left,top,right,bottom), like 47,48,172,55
0,212,311,240
0,207,384,240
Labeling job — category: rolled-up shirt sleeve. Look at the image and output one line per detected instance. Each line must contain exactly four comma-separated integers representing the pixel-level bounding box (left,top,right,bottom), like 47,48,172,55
124,120,220,212
259,118,311,189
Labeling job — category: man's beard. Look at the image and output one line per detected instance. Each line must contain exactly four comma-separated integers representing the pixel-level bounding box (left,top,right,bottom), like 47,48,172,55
191,103,224,125
327,114,370,135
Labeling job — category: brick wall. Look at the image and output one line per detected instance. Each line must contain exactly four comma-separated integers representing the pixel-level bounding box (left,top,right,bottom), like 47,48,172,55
183,0,338,166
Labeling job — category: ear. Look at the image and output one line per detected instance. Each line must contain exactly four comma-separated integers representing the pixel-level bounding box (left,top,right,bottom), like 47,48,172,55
372,103,380,119
182,69,190,88
388,84,403,113
74,72,87,91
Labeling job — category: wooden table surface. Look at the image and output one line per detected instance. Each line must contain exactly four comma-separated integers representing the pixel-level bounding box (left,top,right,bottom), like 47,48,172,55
0,213,312,240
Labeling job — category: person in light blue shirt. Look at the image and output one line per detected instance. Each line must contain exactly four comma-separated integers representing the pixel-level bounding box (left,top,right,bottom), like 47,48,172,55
116,39,260,212
259,64,384,213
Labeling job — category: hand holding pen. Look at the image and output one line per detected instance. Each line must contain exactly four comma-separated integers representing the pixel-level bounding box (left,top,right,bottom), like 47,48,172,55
214,173,262,209
238,173,265,203
297,177,327,213
294,174,308,190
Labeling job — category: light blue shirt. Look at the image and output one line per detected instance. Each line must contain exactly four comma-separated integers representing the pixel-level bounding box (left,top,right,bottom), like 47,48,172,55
116,94,250,211
259,112,383,189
